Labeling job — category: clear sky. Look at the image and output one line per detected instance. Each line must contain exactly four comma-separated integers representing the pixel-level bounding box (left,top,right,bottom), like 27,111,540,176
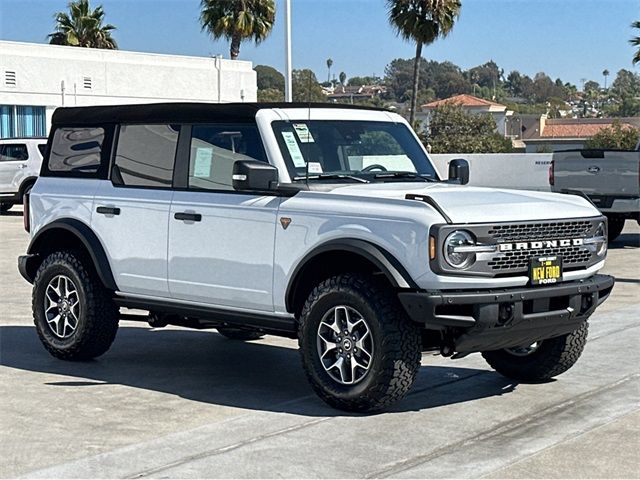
0,0,638,87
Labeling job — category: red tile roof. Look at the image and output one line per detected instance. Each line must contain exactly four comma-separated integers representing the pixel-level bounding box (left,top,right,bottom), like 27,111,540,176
541,122,635,138
422,94,506,109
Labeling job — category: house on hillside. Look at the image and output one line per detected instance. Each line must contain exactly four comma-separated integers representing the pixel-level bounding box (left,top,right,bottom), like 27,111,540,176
417,94,514,135
324,84,387,102
519,116,640,152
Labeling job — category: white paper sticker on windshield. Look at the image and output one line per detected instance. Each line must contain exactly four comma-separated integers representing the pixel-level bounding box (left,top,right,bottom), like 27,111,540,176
293,123,315,143
308,162,323,174
193,148,213,178
281,131,306,167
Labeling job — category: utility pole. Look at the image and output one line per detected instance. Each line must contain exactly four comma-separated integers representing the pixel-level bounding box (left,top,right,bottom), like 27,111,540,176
284,0,292,102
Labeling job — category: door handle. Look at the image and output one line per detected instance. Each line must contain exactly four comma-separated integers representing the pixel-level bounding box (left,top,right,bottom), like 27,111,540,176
587,166,600,174
96,206,121,215
18,163,27,169
174,212,202,222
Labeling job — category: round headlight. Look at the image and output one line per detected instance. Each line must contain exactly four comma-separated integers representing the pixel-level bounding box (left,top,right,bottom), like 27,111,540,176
595,221,607,257
444,230,477,269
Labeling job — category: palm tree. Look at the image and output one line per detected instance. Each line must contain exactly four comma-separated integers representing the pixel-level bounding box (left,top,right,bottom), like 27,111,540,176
602,69,610,89
200,0,275,60
326,58,333,83
630,21,640,65
339,71,347,86
48,0,117,49
387,0,461,125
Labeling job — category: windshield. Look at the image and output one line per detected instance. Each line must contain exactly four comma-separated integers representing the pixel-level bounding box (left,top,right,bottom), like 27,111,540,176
271,120,439,182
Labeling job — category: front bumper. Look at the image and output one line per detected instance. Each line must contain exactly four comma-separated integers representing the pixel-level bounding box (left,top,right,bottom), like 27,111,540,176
398,274,615,353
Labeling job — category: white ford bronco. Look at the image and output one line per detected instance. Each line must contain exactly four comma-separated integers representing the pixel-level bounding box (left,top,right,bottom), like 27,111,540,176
0,137,46,213
19,103,614,412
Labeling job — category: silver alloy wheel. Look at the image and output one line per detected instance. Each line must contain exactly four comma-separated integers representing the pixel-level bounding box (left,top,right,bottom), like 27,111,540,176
505,341,541,357
44,275,80,339
316,305,373,385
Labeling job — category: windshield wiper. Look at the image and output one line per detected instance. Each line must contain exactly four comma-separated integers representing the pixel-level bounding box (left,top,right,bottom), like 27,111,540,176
373,172,437,182
293,174,369,183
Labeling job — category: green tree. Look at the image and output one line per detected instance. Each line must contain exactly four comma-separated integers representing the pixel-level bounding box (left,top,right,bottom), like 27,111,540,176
200,0,275,60
292,69,326,102
387,0,461,125
326,58,333,83
348,75,382,86
48,0,117,49
257,88,284,102
254,65,284,92
630,21,640,65
424,103,512,153
585,121,639,150
339,71,347,85
603,69,610,89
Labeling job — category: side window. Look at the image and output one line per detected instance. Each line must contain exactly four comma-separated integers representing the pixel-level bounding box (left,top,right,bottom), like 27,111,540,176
188,124,266,191
48,127,104,174
112,124,180,188
0,144,29,162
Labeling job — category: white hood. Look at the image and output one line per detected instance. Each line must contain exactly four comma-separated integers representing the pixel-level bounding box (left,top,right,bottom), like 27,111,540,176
327,182,601,224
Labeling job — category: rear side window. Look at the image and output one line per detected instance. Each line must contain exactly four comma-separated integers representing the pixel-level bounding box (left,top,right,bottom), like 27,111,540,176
188,124,266,191
0,144,29,161
112,124,180,188
48,127,105,174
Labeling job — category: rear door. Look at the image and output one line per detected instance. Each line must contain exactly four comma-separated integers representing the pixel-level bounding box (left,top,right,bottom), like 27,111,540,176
167,123,279,311
91,124,179,297
0,142,29,193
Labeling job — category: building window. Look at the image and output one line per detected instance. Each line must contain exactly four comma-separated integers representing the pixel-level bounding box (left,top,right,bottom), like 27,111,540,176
83,77,92,89
0,105,46,138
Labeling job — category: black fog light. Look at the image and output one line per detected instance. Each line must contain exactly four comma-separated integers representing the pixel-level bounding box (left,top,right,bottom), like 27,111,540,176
581,294,594,314
497,302,514,325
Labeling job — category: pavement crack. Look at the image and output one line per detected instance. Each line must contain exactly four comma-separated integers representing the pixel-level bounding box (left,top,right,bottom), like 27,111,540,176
128,416,331,478
365,373,639,479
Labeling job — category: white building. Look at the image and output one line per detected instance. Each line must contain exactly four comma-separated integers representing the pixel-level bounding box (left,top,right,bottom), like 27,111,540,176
0,41,257,138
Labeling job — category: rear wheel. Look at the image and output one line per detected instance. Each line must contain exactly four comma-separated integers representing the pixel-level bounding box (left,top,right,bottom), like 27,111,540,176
606,215,625,243
298,273,421,412
33,250,119,360
216,327,264,341
482,322,588,382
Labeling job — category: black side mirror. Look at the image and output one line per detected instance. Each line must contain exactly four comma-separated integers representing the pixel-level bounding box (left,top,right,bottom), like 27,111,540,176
232,160,278,191
448,158,469,185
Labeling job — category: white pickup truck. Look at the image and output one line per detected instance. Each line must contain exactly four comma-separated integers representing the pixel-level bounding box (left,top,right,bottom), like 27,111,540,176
19,103,614,412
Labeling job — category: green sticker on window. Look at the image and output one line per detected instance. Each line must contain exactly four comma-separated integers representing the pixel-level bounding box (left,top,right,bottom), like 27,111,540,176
281,131,306,167
193,148,213,178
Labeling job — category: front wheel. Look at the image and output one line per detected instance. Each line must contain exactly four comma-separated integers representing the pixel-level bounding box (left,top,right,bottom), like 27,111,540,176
482,322,588,382
298,274,421,412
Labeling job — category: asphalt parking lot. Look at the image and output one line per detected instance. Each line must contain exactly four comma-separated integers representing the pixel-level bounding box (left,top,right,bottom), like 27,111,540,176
1,207,639,479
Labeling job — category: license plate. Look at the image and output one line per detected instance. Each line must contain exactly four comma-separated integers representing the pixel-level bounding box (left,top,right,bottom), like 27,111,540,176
530,256,563,286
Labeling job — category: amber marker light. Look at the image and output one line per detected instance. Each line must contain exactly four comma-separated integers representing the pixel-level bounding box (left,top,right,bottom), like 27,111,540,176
429,235,436,260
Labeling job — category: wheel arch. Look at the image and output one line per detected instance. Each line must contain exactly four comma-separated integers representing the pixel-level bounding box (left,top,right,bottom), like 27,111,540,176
22,218,117,290
285,239,417,316
18,176,38,200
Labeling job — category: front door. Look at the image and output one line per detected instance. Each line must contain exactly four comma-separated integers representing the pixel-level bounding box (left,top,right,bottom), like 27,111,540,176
167,123,279,311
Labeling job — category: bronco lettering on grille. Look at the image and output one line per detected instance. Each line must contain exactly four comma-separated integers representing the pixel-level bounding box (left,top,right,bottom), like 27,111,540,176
498,238,584,252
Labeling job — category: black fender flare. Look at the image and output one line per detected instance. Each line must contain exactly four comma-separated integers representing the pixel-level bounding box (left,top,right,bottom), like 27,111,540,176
18,177,38,198
22,218,117,290
285,238,418,312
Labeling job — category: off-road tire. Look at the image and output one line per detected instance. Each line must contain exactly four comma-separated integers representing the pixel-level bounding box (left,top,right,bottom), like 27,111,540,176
0,203,12,213
33,250,119,360
298,273,421,412
217,327,264,341
482,322,588,382
606,216,625,243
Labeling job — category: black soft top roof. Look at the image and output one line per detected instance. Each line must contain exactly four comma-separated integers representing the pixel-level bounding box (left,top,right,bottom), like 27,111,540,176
51,102,387,126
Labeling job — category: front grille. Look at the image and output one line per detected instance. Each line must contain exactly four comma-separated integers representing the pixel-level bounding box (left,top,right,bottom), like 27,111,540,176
486,219,597,273
488,220,592,242
488,245,592,271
